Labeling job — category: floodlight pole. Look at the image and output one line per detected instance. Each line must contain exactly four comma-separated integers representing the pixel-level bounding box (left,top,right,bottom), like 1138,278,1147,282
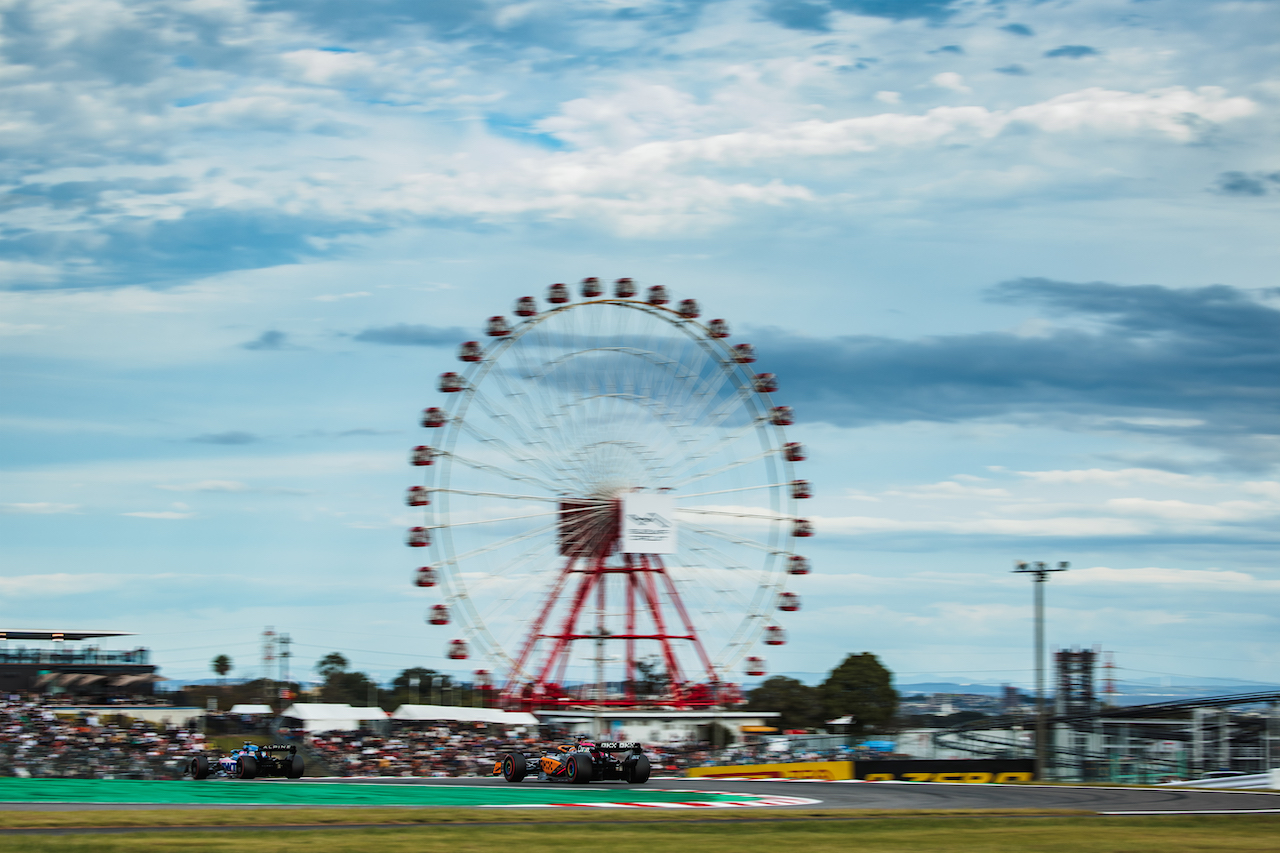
1014,560,1069,781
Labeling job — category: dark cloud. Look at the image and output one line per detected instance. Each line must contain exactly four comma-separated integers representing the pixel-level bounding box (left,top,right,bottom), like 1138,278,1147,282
762,0,832,30
1213,171,1280,197
190,431,260,445
763,0,956,29
747,279,1280,468
2,178,190,212
241,330,289,351
0,208,374,290
1001,23,1034,36
251,0,483,39
1044,45,1100,59
829,0,957,20
251,0,715,50
353,324,470,347
994,64,1028,75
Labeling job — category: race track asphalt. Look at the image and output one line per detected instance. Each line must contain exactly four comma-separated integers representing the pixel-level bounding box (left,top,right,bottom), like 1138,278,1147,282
1,775,1276,814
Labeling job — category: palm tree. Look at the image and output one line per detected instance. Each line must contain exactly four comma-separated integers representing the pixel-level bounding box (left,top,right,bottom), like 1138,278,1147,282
211,654,233,688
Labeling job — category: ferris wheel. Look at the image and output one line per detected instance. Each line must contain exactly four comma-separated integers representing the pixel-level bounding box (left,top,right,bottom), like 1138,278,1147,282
405,278,812,709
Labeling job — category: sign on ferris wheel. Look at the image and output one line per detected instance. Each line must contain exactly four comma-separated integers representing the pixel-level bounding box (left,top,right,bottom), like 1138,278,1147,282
621,493,677,554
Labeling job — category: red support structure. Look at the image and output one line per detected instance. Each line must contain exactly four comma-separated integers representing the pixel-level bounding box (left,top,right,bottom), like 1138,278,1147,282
501,503,731,710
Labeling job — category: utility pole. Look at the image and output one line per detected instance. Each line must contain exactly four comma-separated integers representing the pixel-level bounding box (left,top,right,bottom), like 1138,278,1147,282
277,633,291,711
1014,560,1069,781
261,627,276,707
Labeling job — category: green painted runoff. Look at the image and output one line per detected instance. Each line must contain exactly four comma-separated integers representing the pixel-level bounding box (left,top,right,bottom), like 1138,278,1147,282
0,779,753,808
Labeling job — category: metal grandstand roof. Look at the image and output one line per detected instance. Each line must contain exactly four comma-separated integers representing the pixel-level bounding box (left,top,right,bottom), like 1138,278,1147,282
0,630,135,642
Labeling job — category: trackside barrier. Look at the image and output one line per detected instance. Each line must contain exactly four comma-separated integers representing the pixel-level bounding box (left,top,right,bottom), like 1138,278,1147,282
687,761,852,781
688,759,1036,783
854,759,1036,783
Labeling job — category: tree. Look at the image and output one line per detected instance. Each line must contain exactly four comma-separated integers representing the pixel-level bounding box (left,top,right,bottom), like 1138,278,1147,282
211,655,232,687
391,667,447,704
631,657,668,698
315,652,349,679
313,652,376,705
744,676,824,731
392,667,442,694
819,653,898,739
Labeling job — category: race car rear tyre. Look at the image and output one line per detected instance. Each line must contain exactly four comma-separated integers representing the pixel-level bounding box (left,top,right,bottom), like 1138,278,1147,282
627,754,651,784
286,754,305,779
502,752,527,783
235,755,258,780
566,755,591,784
188,755,210,780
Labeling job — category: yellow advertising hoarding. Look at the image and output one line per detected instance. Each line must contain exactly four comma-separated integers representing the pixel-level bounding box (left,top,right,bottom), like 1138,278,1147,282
686,761,1034,783
686,761,852,781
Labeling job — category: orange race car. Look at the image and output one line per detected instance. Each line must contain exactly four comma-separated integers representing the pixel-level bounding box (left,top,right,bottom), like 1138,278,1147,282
492,739,651,784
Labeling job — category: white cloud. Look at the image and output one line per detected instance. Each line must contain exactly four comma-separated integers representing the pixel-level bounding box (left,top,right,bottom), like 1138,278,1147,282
932,72,971,94
1061,566,1280,591
0,502,80,514
1103,498,1275,522
874,91,901,104
1015,468,1201,487
121,511,197,519
0,573,146,597
0,322,47,336
156,480,250,492
313,291,372,302
813,514,1150,537
886,480,1011,499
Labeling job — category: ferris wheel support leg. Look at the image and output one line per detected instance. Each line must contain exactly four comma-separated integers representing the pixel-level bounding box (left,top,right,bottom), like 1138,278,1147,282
625,561,637,701
532,560,602,692
653,556,721,686
503,556,577,704
637,557,688,701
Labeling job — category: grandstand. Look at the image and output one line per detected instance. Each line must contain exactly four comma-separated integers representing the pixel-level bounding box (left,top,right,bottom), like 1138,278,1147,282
0,630,160,699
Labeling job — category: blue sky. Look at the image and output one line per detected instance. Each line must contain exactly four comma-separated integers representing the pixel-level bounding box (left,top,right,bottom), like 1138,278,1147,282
0,0,1277,692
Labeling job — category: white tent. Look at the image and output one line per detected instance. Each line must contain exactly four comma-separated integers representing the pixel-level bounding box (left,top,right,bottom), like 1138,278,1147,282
390,704,538,726
228,704,273,715
279,703,388,732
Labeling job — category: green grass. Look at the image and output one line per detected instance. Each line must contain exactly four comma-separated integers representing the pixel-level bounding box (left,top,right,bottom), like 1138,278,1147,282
0,807,1090,829
0,815,1275,852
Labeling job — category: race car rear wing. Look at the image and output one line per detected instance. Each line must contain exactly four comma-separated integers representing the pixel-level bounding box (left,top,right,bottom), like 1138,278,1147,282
596,741,642,751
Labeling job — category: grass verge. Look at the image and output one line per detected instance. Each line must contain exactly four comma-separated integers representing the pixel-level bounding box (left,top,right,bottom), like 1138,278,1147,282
0,807,1091,829
0,815,1276,852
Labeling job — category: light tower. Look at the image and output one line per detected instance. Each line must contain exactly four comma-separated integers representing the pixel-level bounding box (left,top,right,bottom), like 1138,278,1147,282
1014,560,1069,780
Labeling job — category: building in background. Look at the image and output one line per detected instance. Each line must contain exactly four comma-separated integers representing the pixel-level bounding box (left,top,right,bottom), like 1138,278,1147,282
0,630,160,698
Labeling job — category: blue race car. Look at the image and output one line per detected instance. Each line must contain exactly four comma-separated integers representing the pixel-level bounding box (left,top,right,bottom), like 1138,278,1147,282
185,742,305,780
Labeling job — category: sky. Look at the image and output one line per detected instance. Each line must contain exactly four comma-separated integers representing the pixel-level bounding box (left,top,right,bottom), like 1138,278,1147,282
0,0,1277,694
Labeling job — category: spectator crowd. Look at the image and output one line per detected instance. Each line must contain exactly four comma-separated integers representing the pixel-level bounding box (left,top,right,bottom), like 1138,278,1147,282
0,696,203,780
0,695,749,780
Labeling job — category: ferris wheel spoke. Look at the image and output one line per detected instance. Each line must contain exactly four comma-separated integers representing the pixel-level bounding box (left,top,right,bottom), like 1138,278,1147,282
666,335,720,424
653,418,764,481
430,502,604,531
678,520,787,556
676,483,792,499
456,415,575,486
677,350,744,431
468,386,556,459
676,507,792,522
437,518,562,567
442,449,564,494
431,488,561,503
665,446,780,489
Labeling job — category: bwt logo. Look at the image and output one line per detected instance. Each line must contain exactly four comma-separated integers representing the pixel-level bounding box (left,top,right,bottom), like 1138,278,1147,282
627,513,671,528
